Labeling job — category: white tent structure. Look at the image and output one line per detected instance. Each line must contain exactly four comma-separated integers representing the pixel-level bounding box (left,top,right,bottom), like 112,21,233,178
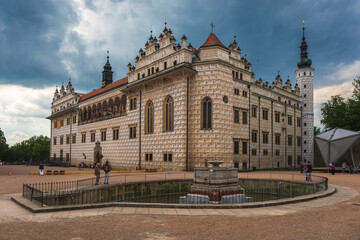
316,128,360,171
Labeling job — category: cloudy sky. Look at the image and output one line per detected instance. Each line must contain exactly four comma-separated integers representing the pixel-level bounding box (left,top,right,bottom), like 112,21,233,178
0,0,359,145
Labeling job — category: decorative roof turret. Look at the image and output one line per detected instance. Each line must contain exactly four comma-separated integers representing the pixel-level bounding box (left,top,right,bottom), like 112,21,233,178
60,83,65,96
102,51,113,87
54,87,59,99
275,71,283,87
66,78,74,93
297,21,312,69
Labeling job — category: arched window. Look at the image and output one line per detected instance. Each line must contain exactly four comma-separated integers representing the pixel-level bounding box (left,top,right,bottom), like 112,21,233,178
83,108,87,121
163,96,174,132
145,100,154,134
201,97,212,130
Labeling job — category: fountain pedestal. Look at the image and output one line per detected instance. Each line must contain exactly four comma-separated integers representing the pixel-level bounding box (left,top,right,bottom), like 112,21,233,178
180,160,252,204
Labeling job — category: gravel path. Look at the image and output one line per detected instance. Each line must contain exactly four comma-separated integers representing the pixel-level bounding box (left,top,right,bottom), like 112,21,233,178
1,166,359,240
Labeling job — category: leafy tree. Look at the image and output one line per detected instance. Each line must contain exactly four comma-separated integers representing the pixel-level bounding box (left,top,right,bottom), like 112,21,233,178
352,76,360,100
321,95,349,130
0,128,8,160
32,135,50,162
314,126,321,136
321,76,360,131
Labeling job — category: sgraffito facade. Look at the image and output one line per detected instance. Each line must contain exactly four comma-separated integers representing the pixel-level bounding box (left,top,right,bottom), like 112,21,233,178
47,25,313,170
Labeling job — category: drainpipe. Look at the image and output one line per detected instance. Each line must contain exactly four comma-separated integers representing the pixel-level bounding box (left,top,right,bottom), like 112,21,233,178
248,85,251,170
258,96,261,169
139,90,142,170
186,77,189,171
294,105,296,168
271,100,273,169
70,112,72,166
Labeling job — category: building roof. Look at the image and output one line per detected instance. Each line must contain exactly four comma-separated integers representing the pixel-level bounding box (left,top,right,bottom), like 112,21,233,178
79,77,128,102
200,32,227,49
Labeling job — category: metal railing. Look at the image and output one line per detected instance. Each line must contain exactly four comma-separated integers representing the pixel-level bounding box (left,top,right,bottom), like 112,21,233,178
22,172,328,207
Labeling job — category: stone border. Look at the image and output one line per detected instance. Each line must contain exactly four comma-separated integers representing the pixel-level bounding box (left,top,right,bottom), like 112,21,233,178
11,185,336,213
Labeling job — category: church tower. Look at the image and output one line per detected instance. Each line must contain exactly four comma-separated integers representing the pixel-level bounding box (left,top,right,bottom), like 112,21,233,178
102,51,113,87
295,23,314,165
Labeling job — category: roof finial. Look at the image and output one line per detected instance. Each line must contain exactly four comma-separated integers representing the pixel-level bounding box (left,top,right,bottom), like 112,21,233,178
302,20,305,39
234,35,236,41
210,21,215,33
277,70,280,76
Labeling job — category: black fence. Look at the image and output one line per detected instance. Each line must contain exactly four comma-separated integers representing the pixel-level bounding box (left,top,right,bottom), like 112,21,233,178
22,172,328,207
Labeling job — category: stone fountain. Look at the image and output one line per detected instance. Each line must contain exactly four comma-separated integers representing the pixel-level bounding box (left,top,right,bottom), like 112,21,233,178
179,159,252,204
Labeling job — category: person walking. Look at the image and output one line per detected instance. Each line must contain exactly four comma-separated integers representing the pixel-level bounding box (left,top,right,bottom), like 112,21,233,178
306,161,312,182
94,163,101,185
342,162,347,174
103,161,111,184
330,162,335,175
300,161,306,174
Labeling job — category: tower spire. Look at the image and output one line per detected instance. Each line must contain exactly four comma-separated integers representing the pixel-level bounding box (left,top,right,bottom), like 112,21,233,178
297,21,312,69
102,50,113,87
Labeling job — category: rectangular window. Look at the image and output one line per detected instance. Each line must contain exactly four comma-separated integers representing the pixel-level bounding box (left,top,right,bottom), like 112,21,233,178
275,112,280,123
164,61,167,69
288,115,292,125
60,119,64,127
242,111,248,125
147,68,150,76
275,134,281,145
72,134,76,144
53,137,57,145
297,136,301,147
288,156,292,166
263,132,269,144
145,153,153,162
275,150,280,156
137,73,140,80
151,67,154,74
252,149,257,156
288,135,293,146
53,121,57,128
113,129,119,140
235,72,239,79
66,153,70,162
234,88,240,96
278,96,281,102
242,91,247,97
234,140,239,154
163,153,173,162
60,136,63,145
73,115,77,124
297,118,301,127
67,117,70,125
101,130,106,141
234,109,239,123
262,109,268,120
91,132,96,142
263,149,268,156
66,135,70,144
82,133,86,143
129,125,137,139
60,150,63,161
251,106,257,118
242,141,247,154
130,97,137,110
252,131,257,143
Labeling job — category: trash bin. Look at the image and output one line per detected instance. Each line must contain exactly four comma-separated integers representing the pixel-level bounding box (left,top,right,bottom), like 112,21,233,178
39,164,44,176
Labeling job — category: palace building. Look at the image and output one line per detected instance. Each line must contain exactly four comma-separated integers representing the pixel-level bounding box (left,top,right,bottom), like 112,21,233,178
47,24,314,170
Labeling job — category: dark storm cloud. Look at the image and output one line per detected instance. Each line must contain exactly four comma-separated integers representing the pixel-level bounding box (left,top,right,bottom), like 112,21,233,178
0,0,77,87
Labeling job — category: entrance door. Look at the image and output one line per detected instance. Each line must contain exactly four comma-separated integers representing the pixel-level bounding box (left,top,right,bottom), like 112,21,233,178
242,162,247,170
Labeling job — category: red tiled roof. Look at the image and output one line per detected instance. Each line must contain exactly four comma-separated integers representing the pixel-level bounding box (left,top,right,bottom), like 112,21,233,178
201,33,227,48
79,77,128,102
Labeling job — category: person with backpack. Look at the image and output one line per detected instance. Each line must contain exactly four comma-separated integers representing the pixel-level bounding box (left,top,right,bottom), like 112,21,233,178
94,163,101,185
103,161,111,184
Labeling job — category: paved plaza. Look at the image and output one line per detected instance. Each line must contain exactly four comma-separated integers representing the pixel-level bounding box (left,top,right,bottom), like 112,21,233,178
0,165,360,239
